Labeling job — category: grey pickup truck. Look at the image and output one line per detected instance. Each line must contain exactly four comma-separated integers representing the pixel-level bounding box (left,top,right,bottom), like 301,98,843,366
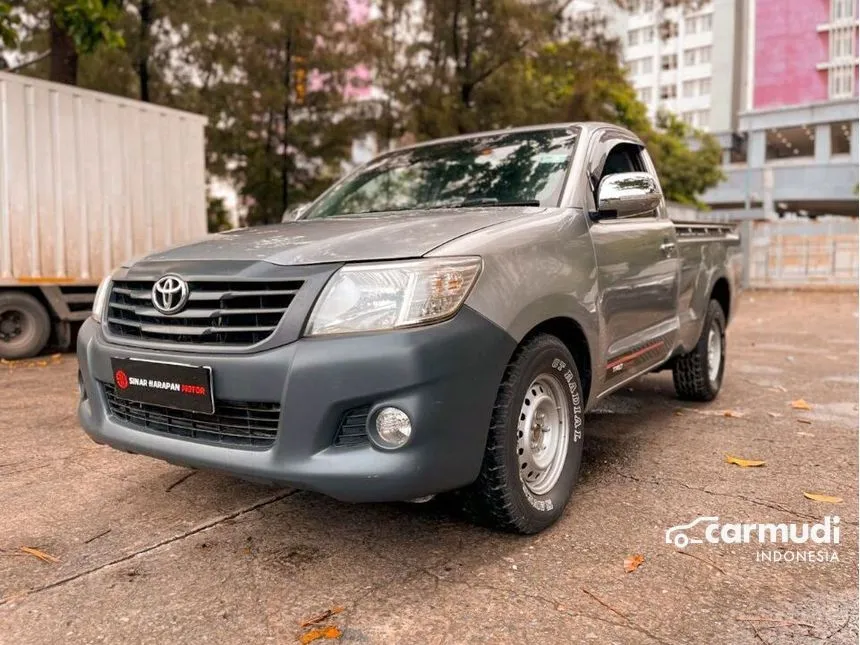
77,122,741,534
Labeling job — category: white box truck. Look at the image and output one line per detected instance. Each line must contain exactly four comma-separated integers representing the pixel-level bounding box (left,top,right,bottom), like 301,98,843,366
0,71,208,359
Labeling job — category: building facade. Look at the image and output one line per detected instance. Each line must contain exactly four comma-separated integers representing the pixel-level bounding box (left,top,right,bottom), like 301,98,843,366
595,0,859,219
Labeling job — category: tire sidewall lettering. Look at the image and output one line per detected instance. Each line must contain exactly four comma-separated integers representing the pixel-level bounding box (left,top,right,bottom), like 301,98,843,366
521,353,584,513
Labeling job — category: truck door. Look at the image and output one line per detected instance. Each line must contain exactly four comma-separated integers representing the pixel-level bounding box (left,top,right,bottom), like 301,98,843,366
586,137,680,391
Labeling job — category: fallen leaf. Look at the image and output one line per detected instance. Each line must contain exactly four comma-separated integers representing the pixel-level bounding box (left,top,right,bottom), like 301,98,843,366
797,419,813,425
725,455,766,468
803,492,842,504
623,554,645,573
19,546,59,563
797,431,814,437
722,410,745,418
300,607,344,628
673,410,684,416
790,399,813,411
767,412,782,418
50,353,62,361
299,625,342,644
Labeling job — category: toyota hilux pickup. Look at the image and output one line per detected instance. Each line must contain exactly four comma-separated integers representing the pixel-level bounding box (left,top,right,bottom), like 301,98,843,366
77,122,741,534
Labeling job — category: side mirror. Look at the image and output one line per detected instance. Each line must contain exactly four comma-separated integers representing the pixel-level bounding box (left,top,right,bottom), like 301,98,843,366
282,203,309,222
595,172,661,220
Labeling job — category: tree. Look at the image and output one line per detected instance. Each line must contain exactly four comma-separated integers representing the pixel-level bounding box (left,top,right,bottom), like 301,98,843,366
369,0,723,205
8,0,125,84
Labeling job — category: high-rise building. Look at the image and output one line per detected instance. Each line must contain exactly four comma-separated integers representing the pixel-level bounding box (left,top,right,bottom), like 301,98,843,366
582,0,859,218
704,0,859,218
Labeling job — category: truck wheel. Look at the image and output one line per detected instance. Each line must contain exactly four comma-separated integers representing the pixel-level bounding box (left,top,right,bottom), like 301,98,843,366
0,292,51,360
461,334,585,534
673,300,726,401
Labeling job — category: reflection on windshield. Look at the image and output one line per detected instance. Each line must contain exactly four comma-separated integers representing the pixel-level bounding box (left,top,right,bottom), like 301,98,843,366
304,128,579,219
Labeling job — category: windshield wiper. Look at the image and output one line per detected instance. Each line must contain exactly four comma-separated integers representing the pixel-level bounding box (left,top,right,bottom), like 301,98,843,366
454,198,541,208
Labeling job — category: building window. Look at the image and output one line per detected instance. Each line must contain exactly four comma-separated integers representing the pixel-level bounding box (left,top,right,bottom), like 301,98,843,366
643,0,654,12
765,127,816,160
629,57,654,75
683,46,712,67
661,54,678,70
628,29,639,46
830,25,857,59
642,26,655,43
696,109,711,130
682,80,696,97
684,14,713,34
700,14,713,31
660,84,677,99
832,0,857,22
642,57,653,74
682,111,695,126
829,64,856,98
700,77,711,96
639,87,653,103
684,16,697,33
831,121,852,155
660,20,679,39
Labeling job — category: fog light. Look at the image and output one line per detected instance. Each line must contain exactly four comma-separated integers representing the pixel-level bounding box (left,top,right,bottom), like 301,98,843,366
374,407,412,448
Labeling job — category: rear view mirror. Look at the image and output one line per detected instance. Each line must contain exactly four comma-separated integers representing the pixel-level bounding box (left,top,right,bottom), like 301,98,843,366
595,172,661,219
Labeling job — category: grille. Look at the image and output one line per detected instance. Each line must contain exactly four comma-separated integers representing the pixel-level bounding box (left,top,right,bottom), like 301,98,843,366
334,406,371,447
107,279,303,346
103,383,281,449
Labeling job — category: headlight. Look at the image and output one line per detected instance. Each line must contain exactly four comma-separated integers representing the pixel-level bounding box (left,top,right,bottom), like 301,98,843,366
91,276,112,323
305,257,482,336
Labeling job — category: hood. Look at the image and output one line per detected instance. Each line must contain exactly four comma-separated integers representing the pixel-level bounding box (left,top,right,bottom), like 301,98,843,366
136,207,543,266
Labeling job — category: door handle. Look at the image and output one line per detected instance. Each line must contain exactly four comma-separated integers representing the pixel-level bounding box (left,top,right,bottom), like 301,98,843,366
660,242,677,257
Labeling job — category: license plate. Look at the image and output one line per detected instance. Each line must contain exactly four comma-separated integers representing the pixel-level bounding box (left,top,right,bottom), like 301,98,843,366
110,358,214,414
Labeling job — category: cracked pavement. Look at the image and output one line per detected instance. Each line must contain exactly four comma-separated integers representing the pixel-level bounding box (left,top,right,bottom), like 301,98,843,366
0,291,857,644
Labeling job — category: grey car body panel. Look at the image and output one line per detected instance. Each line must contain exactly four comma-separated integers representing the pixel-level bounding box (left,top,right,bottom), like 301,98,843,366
78,306,516,501
77,121,739,500
136,208,542,266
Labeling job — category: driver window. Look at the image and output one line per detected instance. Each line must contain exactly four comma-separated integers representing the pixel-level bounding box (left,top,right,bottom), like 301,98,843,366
600,143,644,181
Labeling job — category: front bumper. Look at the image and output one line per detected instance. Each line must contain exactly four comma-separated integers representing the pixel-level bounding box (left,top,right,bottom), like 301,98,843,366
77,307,516,502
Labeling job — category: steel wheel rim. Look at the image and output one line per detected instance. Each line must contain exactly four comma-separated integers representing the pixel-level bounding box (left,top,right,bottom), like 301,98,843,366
707,322,722,384
517,374,570,496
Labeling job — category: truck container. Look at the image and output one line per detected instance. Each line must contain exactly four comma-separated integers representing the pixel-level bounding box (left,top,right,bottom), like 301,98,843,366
0,71,208,359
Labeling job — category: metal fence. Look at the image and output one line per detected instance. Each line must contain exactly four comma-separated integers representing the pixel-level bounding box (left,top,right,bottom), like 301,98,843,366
744,219,859,288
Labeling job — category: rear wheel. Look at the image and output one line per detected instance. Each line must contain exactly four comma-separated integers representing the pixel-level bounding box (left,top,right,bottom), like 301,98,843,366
0,292,51,360
673,299,726,401
460,334,585,534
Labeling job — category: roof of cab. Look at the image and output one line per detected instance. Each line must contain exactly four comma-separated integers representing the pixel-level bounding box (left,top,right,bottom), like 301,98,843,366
385,122,644,156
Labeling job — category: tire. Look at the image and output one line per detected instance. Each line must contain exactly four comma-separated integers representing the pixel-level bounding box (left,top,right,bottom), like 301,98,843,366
0,292,52,360
673,299,726,402
460,334,585,534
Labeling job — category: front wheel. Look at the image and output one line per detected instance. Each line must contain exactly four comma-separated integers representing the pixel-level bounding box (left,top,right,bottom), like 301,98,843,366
460,334,585,534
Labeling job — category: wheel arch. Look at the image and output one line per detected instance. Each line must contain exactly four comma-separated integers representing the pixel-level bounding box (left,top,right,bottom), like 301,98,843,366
516,316,593,409
710,276,731,321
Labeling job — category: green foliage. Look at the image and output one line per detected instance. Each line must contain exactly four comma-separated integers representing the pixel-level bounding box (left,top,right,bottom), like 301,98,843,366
207,195,232,233
54,0,125,52
370,2,723,205
6,0,724,219
0,2,21,49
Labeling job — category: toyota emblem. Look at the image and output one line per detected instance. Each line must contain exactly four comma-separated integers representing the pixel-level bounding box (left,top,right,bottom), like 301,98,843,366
152,275,190,315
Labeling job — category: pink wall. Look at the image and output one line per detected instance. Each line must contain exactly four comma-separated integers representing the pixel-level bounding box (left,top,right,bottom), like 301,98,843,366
753,0,829,109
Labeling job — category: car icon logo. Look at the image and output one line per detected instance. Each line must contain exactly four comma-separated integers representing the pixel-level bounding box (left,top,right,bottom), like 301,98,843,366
665,516,719,549
152,275,190,315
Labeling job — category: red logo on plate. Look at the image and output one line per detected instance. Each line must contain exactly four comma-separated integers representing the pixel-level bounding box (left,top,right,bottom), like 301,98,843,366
115,369,129,390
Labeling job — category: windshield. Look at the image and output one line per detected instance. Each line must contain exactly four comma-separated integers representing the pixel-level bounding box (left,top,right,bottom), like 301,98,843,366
303,127,579,219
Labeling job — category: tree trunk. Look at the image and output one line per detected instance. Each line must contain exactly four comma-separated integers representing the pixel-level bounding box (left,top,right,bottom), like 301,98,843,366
49,11,78,85
138,0,154,101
